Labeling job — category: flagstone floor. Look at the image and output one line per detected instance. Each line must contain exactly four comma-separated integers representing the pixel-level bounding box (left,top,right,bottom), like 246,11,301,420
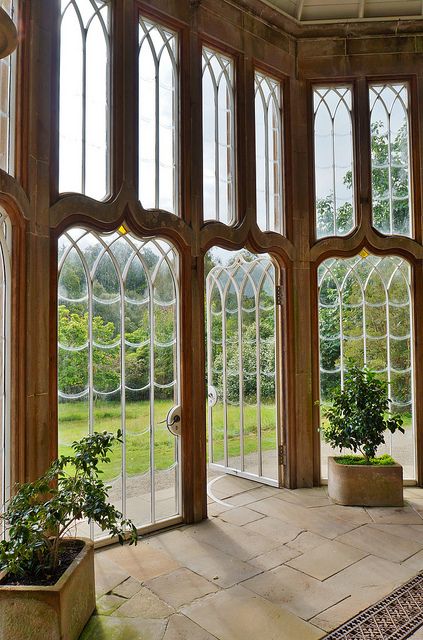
80,476,423,640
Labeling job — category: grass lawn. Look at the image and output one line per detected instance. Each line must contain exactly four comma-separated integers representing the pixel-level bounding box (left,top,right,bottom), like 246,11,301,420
59,400,278,481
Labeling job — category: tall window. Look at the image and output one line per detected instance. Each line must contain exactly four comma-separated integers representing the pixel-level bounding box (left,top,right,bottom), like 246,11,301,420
139,17,179,213
206,249,279,484
202,47,235,224
369,83,411,237
0,212,10,524
59,0,110,199
0,0,16,174
58,228,181,536
255,71,283,233
314,86,355,238
318,254,414,479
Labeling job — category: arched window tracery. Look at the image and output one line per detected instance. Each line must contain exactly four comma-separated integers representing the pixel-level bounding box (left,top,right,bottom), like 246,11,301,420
58,227,181,537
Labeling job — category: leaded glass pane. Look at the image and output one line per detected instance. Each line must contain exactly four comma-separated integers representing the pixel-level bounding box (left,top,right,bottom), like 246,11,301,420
318,254,415,480
206,249,278,484
255,71,283,233
314,86,355,238
58,229,181,537
0,0,16,174
139,17,179,213
369,83,411,236
202,48,235,224
59,0,110,199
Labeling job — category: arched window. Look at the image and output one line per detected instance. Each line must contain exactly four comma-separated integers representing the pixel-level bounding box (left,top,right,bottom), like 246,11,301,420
58,228,181,536
318,253,414,479
255,71,283,234
369,83,411,237
206,249,280,484
0,0,17,174
0,211,11,525
202,47,235,224
139,16,179,213
59,0,110,199
314,86,355,238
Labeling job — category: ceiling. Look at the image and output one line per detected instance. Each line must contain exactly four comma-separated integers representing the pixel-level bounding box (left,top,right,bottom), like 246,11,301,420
260,0,423,23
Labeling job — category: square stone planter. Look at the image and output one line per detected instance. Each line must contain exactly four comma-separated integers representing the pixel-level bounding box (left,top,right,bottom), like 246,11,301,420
327,456,403,507
0,538,95,640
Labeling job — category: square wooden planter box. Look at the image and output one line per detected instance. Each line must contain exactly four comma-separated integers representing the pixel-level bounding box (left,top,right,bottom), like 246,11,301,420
328,456,403,507
0,538,95,640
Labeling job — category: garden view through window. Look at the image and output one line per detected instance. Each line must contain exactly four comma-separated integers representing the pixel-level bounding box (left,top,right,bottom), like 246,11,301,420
206,248,280,485
318,253,415,480
58,228,181,538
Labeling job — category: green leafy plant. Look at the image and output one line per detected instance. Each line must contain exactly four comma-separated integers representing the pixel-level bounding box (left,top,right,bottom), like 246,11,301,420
0,430,137,580
321,366,405,463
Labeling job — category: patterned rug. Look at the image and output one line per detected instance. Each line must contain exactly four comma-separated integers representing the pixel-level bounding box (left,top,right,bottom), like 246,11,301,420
324,573,423,639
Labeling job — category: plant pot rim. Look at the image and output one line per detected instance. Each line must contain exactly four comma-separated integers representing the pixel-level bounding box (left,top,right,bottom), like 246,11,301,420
0,536,93,593
329,456,402,468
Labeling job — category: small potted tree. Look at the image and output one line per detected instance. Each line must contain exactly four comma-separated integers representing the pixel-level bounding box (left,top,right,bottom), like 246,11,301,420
0,430,137,640
322,366,405,507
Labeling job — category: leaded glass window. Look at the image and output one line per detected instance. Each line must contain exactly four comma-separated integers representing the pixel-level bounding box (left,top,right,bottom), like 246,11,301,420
255,71,283,233
318,254,414,479
206,249,279,484
139,17,179,213
0,0,16,174
314,86,355,238
369,83,411,236
59,0,110,199
58,228,181,536
202,47,235,224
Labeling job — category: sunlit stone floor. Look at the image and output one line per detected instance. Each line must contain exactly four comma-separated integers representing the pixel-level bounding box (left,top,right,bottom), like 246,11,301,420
80,477,423,640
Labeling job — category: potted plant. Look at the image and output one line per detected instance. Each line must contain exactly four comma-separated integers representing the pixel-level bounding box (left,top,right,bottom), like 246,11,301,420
0,430,137,640
321,365,405,507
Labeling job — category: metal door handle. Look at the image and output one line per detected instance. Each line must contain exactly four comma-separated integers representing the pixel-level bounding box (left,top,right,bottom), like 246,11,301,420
158,405,182,437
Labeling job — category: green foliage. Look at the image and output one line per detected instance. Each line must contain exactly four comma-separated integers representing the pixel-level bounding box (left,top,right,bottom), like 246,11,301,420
321,366,405,461
334,454,396,466
0,431,138,579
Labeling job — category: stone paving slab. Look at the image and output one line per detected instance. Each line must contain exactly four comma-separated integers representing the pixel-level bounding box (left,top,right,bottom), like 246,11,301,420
104,542,181,583
80,616,167,640
249,545,301,570
286,540,367,580
181,585,324,640
337,524,423,562
114,587,175,619
242,564,347,620
325,555,417,598
182,517,280,561
217,506,265,526
144,528,262,588
145,568,219,609
94,553,131,598
309,585,393,632
163,614,218,640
